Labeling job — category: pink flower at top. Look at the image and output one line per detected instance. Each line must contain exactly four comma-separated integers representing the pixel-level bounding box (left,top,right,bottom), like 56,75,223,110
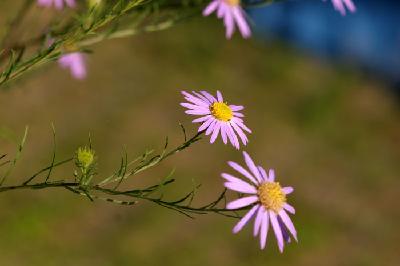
203,0,251,39
181,90,251,149
37,0,76,10
326,0,356,15
58,52,87,80
223,152,297,252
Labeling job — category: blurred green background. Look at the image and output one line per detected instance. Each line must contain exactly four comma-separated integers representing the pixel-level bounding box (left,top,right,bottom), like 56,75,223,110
1,2,400,265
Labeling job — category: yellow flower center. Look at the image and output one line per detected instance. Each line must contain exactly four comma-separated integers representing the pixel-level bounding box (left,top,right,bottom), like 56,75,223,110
258,182,286,213
224,0,240,6
210,102,233,122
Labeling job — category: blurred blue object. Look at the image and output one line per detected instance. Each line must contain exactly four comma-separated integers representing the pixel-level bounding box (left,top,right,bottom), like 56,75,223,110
248,0,400,87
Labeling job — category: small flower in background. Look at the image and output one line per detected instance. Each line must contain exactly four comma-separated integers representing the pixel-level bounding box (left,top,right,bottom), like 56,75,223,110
223,152,297,252
75,146,95,185
325,0,356,15
58,52,87,80
76,147,95,170
203,0,251,39
37,0,76,9
181,90,251,149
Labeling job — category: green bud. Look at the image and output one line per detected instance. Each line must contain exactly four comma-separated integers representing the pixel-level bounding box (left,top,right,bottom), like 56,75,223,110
76,147,95,169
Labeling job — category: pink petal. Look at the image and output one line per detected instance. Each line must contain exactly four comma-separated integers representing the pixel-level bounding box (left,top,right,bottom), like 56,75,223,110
231,117,252,133
233,112,244,117
198,117,214,132
200,90,217,103
228,161,258,185
279,209,297,242
282,187,294,195
203,0,219,16
182,91,209,107
222,174,257,194
192,115,212,123
243,151,262,184
192,91,211,104
232,6,251,38
226,123,240,149
283,203,295,214
231,121,248,145
55,0,64,9
270,211,284,253
223,8,235,39
343,0,356,12
229,105,244,111
253,205,265,237
227,196,258,210
220,123,228,144
216,90,223,102
258,166,268,181
210,122,221,143
185,109,210,115
205,120,217,136
180,102,208,111
260,210,270,249
65,0,76,8
233,204,259,233
268,169,275,182
217,2,226,18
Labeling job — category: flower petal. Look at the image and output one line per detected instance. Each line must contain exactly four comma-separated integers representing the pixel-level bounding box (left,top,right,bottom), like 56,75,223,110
243,152,262,184
283,203,295,214
220,123,228,144
279,209,298,242
260,210,270,249
233,204,259,233
216,90,223,102
227,196,258,210
253,205,265,237
192,115,212,123
282,187,294,195
232,6,251,38
210,122,221,143
231,121,248,146
180,102,209,111
270,211,284,253
258,166,268,181
222,174,257,194
198,117,214,132
200,91,217,103
230,105,244,111
203,0,219,16
226,123,240,149
205,120,217,135
182,91,209,107
228,161,257,185
268,169,275,182
232,117,252,133
192,91,211,104
185,109,210,115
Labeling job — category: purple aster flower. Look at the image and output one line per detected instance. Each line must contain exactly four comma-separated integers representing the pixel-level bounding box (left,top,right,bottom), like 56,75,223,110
58,52,87,80
181,90,251,149
223,152,297,252
37,0,76,9
203,0,251,39
325,0,356,15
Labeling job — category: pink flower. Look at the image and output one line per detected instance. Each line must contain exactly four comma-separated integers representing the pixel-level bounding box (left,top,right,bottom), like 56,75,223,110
326,0,356,15
37,0,76,9
203,0,251,39
58,52,87,80
224,152,297,252
181,90,251,149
